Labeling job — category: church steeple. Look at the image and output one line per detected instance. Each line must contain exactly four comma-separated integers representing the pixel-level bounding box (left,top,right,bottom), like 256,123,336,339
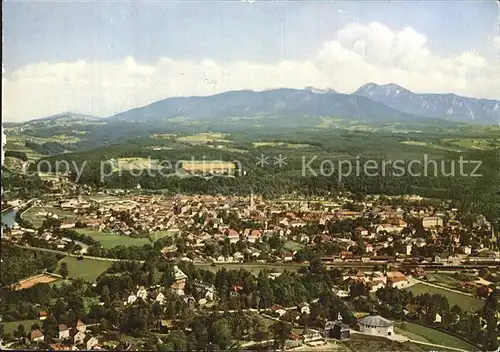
249,189,255,211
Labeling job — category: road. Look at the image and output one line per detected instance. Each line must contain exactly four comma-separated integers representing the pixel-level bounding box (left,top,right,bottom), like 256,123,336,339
408,339,472,352
13,244,143,263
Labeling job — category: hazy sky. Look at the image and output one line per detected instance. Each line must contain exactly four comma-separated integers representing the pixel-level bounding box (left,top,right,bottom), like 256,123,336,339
3,0,500,121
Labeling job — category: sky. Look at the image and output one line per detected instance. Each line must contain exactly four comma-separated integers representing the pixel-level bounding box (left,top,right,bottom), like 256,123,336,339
2,0,500,121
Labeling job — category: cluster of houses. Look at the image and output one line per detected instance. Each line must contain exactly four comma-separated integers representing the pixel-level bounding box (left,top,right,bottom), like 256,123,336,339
4,193,499,267
122,266,215,308
26,319,100,351
342,270,412,292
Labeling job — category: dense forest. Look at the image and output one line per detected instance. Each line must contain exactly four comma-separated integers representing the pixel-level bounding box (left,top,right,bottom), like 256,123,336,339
0,243,61,287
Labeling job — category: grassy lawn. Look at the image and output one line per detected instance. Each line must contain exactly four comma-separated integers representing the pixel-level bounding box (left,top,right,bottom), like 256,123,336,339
343,334,426,352
397,322,477,351
284,240,304,252
57,257,113,282
404,283,484,310
76,229,152,248
148,230,178,242
424,273,460,289
1,319,40,335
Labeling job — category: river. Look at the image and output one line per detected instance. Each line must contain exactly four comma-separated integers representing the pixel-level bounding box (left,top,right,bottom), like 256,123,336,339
1,210,18,229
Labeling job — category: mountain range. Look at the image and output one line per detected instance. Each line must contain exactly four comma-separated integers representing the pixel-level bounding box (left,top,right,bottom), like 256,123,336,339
354,83,500,124
108,83,500,125
12,83,500,126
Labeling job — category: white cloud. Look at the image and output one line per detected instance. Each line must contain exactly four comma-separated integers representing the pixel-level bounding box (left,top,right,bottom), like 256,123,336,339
3,22,500,121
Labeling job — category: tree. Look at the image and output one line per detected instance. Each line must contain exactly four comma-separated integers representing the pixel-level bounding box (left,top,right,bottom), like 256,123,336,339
149,267,160,286
272,321,292,349
212,318,232,350
101,285,110,304
309,257,325,275
159,331,187,351
42,315,58,338
349,283,368,298
14,324,26,339
53,299,66,321
59,262,69,279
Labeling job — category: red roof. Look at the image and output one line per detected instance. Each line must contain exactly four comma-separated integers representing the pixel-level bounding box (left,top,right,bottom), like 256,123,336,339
232,285,243,292
227,229,239,237
270,304,285,311
249,230,262,238
58,324,70,331
30,329,44,340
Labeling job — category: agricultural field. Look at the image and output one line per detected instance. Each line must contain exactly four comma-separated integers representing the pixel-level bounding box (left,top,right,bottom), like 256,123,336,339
151,133,177,139
76,229,152,248
315,117,345,128
22,206,79,228
7,134,80,148
46,134,82,143
404,283,485,310
176,133,233,145
252,142,312,148
207,145,248,153
148,146,174,151
1,319,40,335
180,160,236,173
400,140,462,152
396,322,477,351
109,157,160,172
442,138,500,150
56,257,113,282
4,137,44,161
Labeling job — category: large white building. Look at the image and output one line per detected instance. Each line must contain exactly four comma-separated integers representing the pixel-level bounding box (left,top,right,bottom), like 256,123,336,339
422,216,443,229
358,315,394,336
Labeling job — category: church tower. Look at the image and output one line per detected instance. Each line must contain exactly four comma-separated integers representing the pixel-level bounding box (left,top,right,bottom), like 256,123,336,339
249,189,255,211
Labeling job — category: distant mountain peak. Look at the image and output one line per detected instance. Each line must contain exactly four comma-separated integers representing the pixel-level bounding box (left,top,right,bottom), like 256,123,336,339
354,82,409,95
354,82,499,123
304,86,337,94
